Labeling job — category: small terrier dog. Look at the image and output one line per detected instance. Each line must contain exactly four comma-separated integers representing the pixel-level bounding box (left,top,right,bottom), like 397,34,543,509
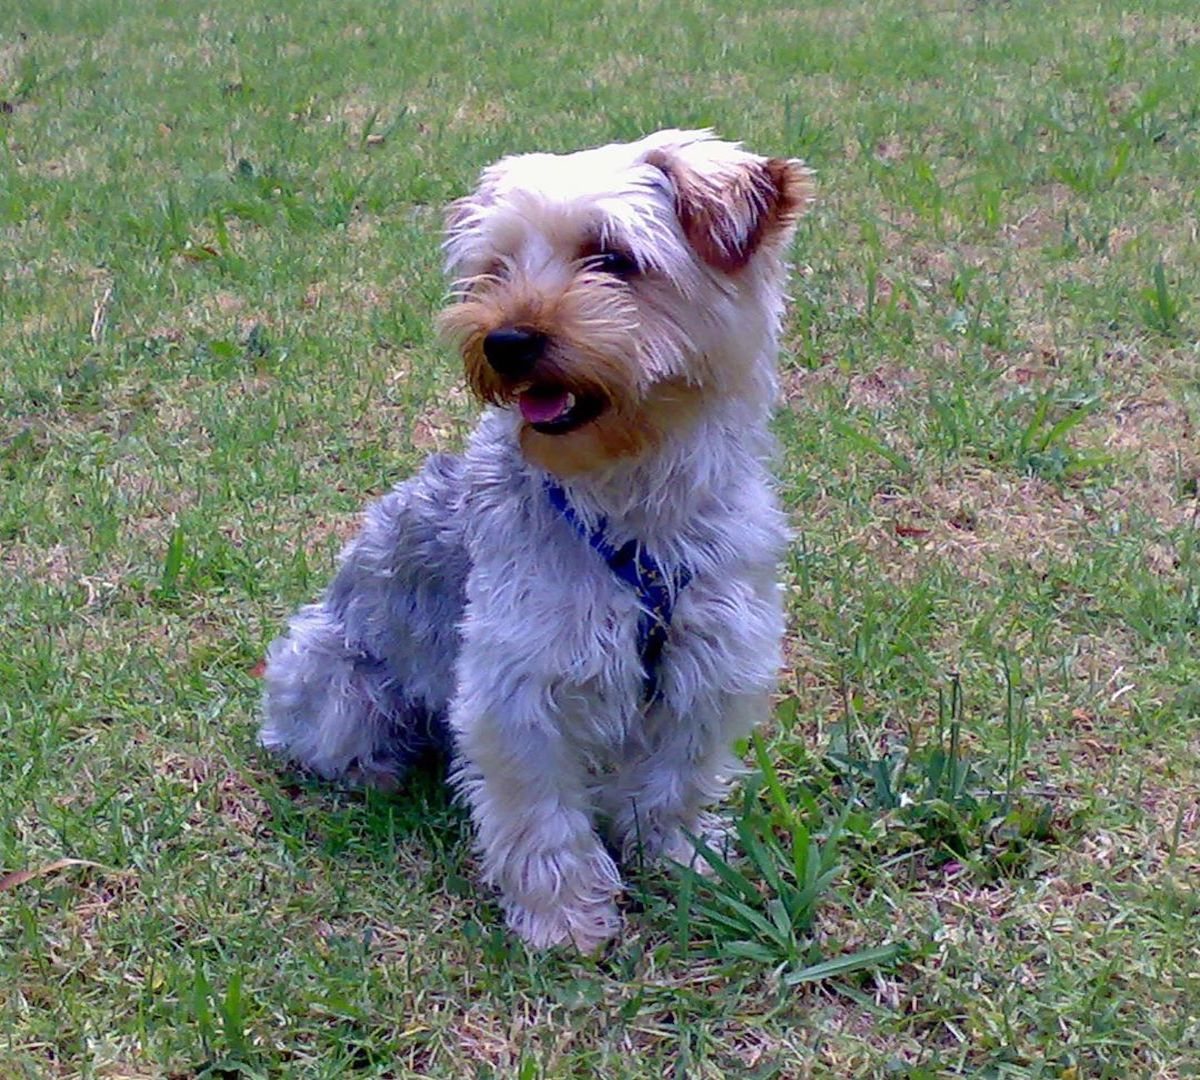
261,130,812,952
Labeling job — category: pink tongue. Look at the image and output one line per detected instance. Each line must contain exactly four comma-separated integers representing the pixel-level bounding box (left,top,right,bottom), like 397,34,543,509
519,389,571,424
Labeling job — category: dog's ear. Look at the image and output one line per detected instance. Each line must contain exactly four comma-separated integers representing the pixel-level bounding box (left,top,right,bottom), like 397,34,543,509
646,142,813,273
443,166,502,241
443,163,506,279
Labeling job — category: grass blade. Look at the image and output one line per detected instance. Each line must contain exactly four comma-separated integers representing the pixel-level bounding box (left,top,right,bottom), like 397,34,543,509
160,526,185,596
683,831,763,906
784,944,906,986
827,417,913,474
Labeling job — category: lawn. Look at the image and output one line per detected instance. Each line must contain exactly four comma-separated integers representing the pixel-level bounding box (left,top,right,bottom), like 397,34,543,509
2,0,1198,1075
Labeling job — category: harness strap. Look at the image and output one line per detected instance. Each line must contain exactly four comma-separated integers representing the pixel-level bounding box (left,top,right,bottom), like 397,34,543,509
545,479,692,704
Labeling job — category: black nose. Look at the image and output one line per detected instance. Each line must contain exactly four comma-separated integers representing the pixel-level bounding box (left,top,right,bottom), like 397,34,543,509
483,328,546,379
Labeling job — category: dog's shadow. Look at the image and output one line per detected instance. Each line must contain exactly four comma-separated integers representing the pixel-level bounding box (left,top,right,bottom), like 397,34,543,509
257,748,474,874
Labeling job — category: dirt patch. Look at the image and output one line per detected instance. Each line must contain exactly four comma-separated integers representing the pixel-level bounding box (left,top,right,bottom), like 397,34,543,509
1004,183,1076,250
867,466,1097,585
158,752,271,834
1094,393,1199,537
845,365,922,412
779,362,922,413
2,541,80,590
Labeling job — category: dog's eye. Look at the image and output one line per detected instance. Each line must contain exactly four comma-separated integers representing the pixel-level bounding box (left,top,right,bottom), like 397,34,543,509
588,250,639,277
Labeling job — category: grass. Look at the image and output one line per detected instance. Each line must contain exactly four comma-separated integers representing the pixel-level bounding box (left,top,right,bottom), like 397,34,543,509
2,0,1198,1075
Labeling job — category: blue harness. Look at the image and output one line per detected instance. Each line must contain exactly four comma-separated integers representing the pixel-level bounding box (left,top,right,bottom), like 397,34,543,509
545,479,692,705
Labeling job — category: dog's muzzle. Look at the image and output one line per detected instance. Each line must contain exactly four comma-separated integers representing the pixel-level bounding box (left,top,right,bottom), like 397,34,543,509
481,327,604,434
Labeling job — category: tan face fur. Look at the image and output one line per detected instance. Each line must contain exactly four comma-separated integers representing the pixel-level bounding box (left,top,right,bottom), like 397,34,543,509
437,130,813,476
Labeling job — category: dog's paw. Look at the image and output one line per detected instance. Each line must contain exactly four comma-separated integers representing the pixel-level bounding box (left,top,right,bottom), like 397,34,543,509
624,813,737,876
504,896,622,954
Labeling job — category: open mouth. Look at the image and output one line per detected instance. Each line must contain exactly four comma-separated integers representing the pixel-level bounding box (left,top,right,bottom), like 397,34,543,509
516,385,605,434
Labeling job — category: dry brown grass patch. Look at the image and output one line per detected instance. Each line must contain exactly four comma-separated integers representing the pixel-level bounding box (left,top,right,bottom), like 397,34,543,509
873,466,1099,583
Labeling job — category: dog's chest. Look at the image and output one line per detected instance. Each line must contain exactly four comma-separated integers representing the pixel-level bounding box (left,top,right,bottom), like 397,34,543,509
548,541,650,690
461,445,783,747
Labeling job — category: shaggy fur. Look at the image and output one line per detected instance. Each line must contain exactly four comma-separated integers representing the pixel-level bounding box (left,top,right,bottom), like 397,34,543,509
261,129,812,952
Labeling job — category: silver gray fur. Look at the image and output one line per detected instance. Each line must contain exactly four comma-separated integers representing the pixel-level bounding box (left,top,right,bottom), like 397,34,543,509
261,129,806,951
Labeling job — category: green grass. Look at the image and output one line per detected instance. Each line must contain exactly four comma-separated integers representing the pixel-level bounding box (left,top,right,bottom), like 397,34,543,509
2,0,1199,1075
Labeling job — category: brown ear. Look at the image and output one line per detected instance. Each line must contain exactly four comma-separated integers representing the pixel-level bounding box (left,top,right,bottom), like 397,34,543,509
646,150,813,272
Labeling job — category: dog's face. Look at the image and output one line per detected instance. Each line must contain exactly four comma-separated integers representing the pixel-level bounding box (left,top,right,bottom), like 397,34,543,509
438,130,812,475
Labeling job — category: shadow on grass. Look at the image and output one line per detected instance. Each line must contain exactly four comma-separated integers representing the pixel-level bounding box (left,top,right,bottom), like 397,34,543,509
252,747,470,869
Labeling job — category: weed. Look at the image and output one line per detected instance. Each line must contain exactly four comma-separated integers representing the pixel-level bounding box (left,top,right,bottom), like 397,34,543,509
825,673,1050,875
675,733,906,983
1140,260,1184,336
1011,391,1104,481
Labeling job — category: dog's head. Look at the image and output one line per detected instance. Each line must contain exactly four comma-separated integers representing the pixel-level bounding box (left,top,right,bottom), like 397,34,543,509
437,130,813,475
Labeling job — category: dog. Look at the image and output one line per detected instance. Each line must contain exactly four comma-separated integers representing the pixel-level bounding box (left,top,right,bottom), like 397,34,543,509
261,129,812,952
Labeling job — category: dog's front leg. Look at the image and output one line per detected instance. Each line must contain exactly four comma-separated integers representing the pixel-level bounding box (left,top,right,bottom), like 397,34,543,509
610,690,766,871
450,680,622,953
